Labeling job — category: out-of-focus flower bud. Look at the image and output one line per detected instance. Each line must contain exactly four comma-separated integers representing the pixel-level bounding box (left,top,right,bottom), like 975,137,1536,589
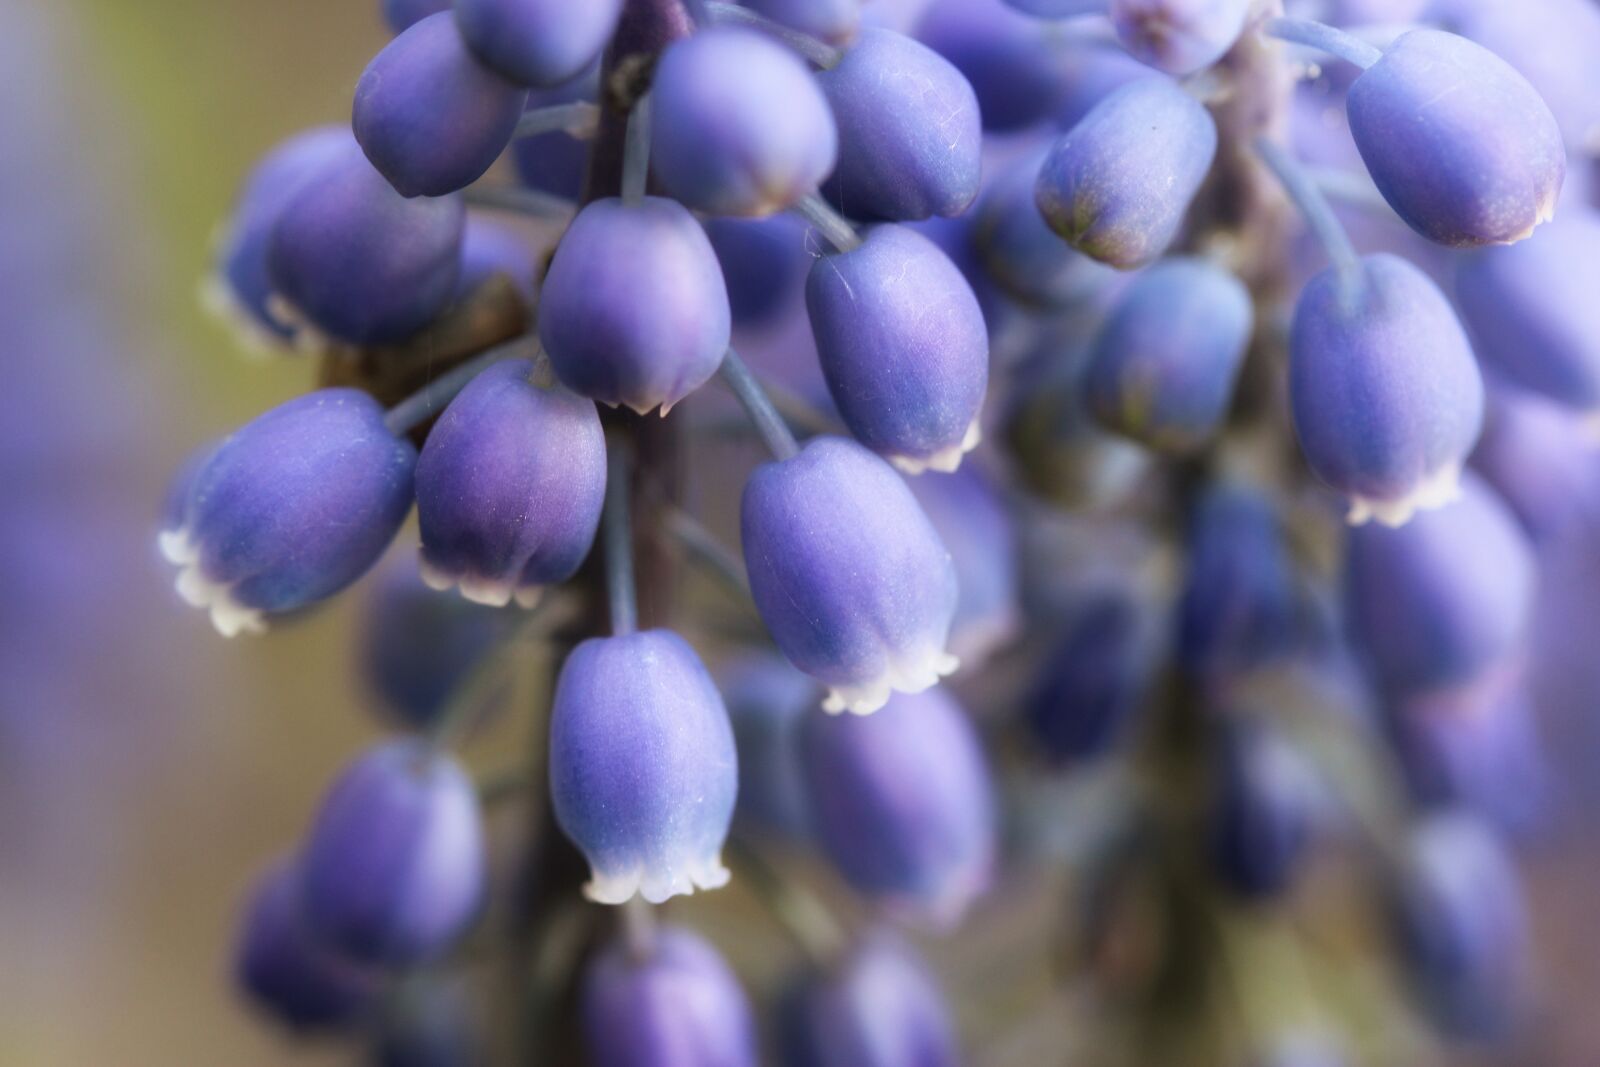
455,0,622,88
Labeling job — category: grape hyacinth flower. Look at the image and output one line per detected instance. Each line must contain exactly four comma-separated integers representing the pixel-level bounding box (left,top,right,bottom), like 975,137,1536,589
359,558,513,732
914,0,1073,132
720,653,819,840
1110,0,1252,76
1055,41,1162,130
705,215,811,328
234,857,378,1032
777,935,959,1067
455,216,538,304
1084,256,1253,452
1035,77,1218,270
580,926,758,1067
353,13,528,198
300,740,487,966
1343,475,1534,700
817,28,982,222
511,65,599,201
548,630,738,904
973,150,1120,310
415,358,606,607
455,0,623,88
382,0,448,34
908,465,1021,667
204,124,349,350
650,27,837,217
1027,588,1160,765
1346,29,1564,248
1455,208,1600,420
160,389,416,636
538,197,731,415
1289,253,1484,526
1471,386,1600,543
1208,719,1317,900
799,687,996,927
267,139,464,347
741,436,960,714
806,226,988,473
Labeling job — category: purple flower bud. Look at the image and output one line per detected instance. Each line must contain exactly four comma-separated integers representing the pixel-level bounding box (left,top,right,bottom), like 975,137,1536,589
777,935,959,1067
234,857,378,1032
806,226,988,473
300,740,487,966
581,926,758,1067
705,215,811,328
415,359,606,607
747,0,860,46
359,557,513,731
973,150,1121,309
1344,475,1534,700
549,630,737,903
382,0,449,34
1392,815,1527,1041
354,13,528,199
741,437,960,713
1055,41,1162,130
720,653,819,840
160,389,416,636
1085,256,1252,452
1208,719,1317,899
268,140,464,346
799,686,996,926
1347,29,1564,247
651,28,837,217
1109,0,1251,75
1178,486,1302,690
1035,77,1218,270
456,0,622,88
1471,386,1599,543
539,197,731,414
1456,207,1600,415
914,0,1073,132
511,65,599,200
456,216,537,303
1028,588,1160,764
817,28,981,222
205,125,350,350
1289,253,1484,526
908,466,1021,666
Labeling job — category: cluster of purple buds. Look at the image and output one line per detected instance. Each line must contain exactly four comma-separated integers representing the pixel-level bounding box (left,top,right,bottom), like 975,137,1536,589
165,0,1600,1058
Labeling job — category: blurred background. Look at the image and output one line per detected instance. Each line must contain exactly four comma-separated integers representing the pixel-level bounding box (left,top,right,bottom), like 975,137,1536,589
6,1,1600,1065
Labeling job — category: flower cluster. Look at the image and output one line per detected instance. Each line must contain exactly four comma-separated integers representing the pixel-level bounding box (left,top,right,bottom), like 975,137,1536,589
164,0,1600,1061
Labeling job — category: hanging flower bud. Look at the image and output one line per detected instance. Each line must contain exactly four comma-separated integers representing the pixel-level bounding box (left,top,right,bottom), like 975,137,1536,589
777,935,959,1067
1035,77,1218,270
741,437,960,714
1026,587,1161,765
1085,256,1253,452
1470,386,1599,543
817,28,981,222
549,630,738,904
382,0,448,34
358,558,513,732
1289,253,1484,526
1177,485,1303,692
1391,814,1528,1041
205,125,349,351
799,686,996,927
908,466,1021,667
160,390,416,636
539,197,731,415
354,13,528,198
1055,41,1162,130
1347,29,1564,247
1455,208,1600,418
454,0,620,89
456,216,537,304
415,359,606,607
807,226,988,474
1110,0,1251,76
511,64,599,200
300,740,487,966
267,140,464,347
1207,719,1318,900
651,27,838,217
705,215,811,328
580,926,758,1067
747,0,859,46
1343,475,1534,700
720,653,819,840
234,857,378,1032
914,0,1073,132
